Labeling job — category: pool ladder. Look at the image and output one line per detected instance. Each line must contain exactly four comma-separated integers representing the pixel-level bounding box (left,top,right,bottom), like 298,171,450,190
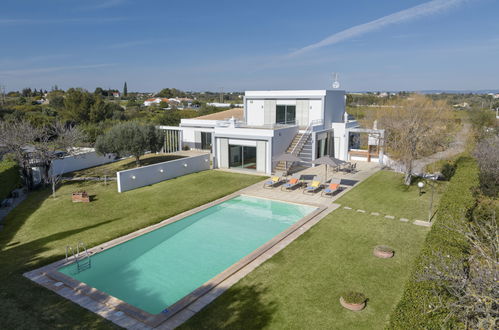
66,241,91,273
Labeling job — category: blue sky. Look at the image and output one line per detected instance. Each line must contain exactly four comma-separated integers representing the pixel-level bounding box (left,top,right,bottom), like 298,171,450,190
0,0,498,92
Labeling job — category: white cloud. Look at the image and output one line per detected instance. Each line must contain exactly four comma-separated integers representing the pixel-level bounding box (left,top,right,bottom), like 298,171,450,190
107,39,169,49
290,0,474,56
82,0,128,10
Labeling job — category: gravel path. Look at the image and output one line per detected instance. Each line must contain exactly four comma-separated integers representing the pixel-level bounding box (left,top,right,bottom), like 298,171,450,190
412,122,471,174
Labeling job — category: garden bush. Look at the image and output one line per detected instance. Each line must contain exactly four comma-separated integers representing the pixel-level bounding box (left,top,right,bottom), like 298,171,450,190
388,156,479,329
0,160,21,200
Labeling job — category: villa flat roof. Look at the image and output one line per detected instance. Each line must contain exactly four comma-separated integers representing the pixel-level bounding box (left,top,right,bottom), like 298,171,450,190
194,108,243,120
245,90,344,97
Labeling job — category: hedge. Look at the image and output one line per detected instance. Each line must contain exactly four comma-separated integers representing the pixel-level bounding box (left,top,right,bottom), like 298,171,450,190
0,160,21,201
388,156,479,329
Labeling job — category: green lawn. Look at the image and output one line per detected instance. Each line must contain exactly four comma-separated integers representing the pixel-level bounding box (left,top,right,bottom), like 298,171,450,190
336,170,447,220
65,153,184,177
180,171,432,330
0,170,264,329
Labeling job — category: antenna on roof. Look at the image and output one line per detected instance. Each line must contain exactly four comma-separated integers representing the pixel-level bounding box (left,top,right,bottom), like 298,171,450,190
332,73,340,89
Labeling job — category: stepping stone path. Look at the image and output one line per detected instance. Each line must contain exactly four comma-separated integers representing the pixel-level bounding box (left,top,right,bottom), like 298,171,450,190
413,220,432,227
341,206,422,226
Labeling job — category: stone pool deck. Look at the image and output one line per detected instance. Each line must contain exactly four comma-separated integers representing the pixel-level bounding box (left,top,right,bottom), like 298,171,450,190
25,162,382,329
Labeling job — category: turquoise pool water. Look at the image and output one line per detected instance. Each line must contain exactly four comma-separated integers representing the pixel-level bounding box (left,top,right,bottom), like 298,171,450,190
59,195,316,314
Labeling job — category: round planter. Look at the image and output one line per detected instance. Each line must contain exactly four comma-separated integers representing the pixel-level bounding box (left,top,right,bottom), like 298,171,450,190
373,246,394,259
340,297,366,311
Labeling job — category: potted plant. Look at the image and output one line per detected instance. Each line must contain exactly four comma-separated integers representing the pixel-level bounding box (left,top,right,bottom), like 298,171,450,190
373,245,395,258
340,291,367,311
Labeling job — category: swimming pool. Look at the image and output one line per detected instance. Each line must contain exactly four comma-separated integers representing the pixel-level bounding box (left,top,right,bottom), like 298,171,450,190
59,195,317,315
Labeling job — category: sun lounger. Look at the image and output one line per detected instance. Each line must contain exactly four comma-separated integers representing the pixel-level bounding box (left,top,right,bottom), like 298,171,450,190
281,174,301,191
321,178,342,197
303,179,322,194
263,172,285,189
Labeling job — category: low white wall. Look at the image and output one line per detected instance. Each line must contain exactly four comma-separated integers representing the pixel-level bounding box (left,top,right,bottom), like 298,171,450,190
51,150,116,176
116,154,210,193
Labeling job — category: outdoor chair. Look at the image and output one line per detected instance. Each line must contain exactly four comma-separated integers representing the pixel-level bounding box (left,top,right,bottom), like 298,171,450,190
281,174,301,191
263,171,285,189
321,178,342,197
303,179,322,194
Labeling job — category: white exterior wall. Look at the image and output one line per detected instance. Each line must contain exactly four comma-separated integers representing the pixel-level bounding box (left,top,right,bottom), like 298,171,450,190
309,100,323,123
245,100,264,125
117,154,210,193
51,150,116,176
331,122,348,161
181,127,196,147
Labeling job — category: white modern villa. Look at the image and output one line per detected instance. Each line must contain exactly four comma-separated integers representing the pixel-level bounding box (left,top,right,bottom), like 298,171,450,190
160,89,384,175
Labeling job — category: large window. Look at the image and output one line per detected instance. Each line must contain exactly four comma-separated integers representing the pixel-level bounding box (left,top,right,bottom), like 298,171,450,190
201,132,212,150
316,137,329,158
276,105,296,125
229,145,257,170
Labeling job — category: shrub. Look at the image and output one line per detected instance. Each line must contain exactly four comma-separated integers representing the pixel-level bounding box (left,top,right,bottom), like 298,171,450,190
341,291,366,304
388,156,479,329
0,160,21,200
440,162,456,180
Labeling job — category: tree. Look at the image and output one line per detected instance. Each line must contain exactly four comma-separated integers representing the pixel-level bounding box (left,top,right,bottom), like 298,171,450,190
123,82,128,97
474,135,499,197
95,122,163,167
34,122,85,197
0,120,40,188
62,88,94,123
372,94,454,185
0,120,84,195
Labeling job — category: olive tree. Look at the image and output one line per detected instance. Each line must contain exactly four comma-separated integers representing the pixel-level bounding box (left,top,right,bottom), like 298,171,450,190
95,121,163,167
373,95,454,185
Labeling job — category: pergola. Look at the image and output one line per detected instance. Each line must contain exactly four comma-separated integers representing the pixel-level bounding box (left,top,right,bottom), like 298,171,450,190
345,127,385,164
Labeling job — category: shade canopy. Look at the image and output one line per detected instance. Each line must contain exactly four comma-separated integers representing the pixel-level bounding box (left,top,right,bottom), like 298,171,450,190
273,153,302,162
312,156,345,167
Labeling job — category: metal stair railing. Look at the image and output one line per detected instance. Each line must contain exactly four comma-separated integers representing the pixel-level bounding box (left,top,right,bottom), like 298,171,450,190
285,119,323,172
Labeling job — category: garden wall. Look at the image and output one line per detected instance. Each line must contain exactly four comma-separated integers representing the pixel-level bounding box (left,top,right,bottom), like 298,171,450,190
51,149,116,176
116,154,210,193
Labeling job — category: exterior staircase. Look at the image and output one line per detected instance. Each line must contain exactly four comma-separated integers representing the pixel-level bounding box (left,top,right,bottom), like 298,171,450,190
274,133,305,173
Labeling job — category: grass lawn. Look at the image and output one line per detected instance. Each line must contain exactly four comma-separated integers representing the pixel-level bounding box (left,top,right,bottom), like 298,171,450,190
65,153,184,177
180,171,432,330
336,170,447,220
0,170,265,329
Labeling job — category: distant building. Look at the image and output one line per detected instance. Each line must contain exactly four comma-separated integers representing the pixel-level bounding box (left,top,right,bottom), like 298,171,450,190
112,91,121,98
453,102,470,108
143,98,169,106
207,102,244,108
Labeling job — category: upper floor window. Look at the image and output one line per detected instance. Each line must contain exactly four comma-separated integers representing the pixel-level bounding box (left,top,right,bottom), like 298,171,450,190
276,105,296,125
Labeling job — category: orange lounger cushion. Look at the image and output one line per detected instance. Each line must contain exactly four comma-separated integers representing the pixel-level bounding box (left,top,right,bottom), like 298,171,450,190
289,178,298,184
329,183,340,190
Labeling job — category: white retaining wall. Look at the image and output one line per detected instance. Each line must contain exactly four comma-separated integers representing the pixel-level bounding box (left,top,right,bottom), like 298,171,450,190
51,150,116,176
116,154,211,193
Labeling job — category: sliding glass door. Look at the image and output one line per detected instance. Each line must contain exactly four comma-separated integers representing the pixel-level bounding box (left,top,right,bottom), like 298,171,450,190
276,105,296,125
229,145,257,170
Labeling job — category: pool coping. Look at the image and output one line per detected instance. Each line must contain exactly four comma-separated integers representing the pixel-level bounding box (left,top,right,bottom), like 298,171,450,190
24,191,329,328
